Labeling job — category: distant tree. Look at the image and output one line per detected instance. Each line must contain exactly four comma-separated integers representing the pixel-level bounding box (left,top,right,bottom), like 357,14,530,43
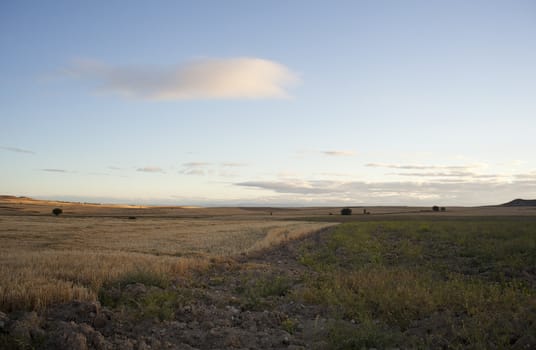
341,208,352,215
432,206,440,212
52,208,63,216
440,207,446,212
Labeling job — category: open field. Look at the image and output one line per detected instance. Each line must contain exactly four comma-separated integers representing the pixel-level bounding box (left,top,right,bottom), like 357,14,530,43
0,196,535,349
0,214,333,312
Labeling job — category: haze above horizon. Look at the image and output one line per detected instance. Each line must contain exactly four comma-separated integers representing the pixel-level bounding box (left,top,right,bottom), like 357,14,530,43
1,1,535,206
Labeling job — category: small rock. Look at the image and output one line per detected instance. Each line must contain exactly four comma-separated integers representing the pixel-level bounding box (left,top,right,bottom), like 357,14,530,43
87,330,108,350
226,305,240,314
0,311,8,330
9,321,32,340
136,340,150,350
78,322,94,335
8,311,42,340
116,338,135,350
64,332,88,350
224,333,242,348
282,335,291,345
93,313,109,329
30,327,46,340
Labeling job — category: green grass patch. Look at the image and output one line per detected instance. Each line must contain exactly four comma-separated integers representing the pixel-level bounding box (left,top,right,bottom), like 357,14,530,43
297,220,536,348
237,274,293,310
281,317,299,334
97,268,197,320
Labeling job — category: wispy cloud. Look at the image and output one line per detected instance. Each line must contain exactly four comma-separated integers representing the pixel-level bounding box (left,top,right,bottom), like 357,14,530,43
41,168,70,173
67,57,298,100
391,171,491,178
180,162,211,176
366,163,471,170
137,166,164,173
1,146,35,154
322,150,356,157
237,180,338,194
180,161,247,176
515,172,536,180
367,162,501,181
221,162,248,167
182,162,211,167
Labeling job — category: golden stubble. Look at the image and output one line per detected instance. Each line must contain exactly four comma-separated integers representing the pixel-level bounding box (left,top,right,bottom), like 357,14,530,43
0,215,334,311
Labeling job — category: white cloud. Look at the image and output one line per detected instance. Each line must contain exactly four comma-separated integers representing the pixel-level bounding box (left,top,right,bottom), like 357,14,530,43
67,57,298,100
41,168,70,173
390,171,499,178
323,150,356,157
237,180,340,194
137,167,164,173
221,162,248,167
180,161,247,176
180,162,210,176
366,163,471,170
181,168,206,176
182,162,211,167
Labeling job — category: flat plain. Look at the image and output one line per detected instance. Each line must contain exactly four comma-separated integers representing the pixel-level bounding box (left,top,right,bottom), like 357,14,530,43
0,195,535,349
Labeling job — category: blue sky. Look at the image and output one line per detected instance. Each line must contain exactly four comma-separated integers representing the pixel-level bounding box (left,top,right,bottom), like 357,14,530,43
1,0,535,206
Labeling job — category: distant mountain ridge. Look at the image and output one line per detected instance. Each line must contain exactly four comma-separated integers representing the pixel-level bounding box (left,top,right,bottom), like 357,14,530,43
501,199,536,207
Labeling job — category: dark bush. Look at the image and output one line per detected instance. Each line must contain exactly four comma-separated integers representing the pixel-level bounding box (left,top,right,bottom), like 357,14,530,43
432,206,440,212
440,207,446,212
52,208,63,216
341,208,352,215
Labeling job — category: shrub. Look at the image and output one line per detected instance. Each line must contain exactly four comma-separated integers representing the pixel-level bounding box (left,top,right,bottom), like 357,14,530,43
432,206,440,212
52,208,63,216
341,208,352,215
440,207,446,212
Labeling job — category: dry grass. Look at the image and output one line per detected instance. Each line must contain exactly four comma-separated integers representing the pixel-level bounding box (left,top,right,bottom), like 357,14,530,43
0,215,333,311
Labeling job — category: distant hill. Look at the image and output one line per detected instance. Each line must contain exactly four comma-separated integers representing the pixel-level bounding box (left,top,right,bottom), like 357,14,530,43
501,199,536,207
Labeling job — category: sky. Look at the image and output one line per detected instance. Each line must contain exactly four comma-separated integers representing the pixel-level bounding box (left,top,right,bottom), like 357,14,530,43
1,0,535,206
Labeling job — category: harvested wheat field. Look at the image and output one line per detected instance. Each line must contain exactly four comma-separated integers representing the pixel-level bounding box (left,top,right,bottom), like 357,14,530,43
0,210,334,312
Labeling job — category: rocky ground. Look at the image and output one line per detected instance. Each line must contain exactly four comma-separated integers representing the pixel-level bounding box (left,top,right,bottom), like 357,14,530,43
1,227,344,350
